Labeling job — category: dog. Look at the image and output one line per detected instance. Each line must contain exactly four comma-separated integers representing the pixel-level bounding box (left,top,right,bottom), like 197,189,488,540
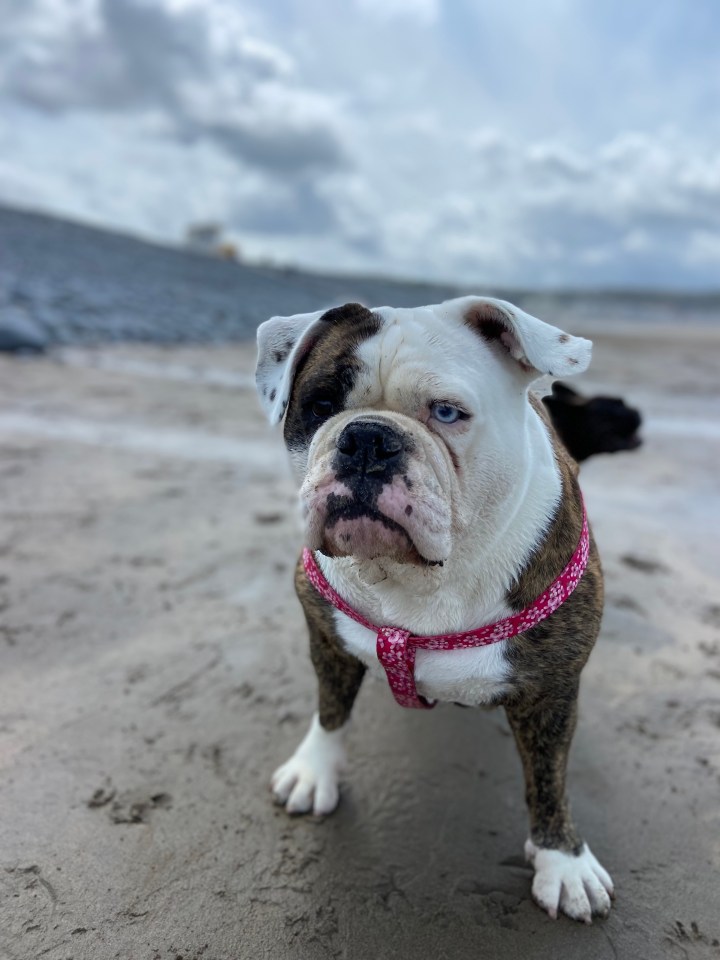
255,297,614,923
542,382,642,462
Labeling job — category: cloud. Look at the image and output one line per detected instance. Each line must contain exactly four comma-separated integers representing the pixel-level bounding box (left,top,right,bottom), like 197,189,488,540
200,87,346,174
0,101,343,250
0,0,719,288
339,128,720,286
0,0,347,174
231,177,338,235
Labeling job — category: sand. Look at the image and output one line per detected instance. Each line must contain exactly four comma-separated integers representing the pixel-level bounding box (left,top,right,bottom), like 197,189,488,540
0,327,719,960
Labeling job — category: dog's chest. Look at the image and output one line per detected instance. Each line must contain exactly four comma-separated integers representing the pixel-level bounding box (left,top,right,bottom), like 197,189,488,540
332,611,513,707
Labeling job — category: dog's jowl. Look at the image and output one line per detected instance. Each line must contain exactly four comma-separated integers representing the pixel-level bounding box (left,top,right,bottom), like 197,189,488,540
255,296,614,923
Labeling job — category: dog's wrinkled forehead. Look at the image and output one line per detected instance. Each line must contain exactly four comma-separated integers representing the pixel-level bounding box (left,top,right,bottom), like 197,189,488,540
255,296,592,434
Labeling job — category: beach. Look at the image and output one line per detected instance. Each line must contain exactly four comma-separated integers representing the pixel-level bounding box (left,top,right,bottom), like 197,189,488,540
1,323,719,960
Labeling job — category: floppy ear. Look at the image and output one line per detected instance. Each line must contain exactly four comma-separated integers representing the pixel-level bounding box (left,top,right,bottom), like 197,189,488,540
463,297,592,379
255,310,325,424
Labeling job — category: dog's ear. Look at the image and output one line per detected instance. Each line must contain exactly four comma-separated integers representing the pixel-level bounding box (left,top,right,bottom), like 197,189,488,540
255,310,325,424
463,298,592,379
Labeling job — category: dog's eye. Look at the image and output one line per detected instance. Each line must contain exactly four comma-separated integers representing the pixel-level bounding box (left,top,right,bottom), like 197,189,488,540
431,402,468,424
309,398,336,420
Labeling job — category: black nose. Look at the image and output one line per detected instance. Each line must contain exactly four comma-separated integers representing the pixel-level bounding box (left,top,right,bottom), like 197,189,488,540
336,421,404,480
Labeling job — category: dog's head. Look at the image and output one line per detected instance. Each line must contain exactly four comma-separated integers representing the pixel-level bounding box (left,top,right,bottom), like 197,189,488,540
543,382,642,462
255,297,591,567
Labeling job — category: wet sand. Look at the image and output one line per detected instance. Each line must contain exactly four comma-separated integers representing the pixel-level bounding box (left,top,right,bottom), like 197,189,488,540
1,328,719,960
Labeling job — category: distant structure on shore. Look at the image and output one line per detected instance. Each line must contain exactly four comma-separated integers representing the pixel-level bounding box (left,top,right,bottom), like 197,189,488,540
184,222,240,262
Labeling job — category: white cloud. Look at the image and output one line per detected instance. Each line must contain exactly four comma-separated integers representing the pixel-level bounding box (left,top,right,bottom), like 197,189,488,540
0,0,347,174
687,231,720,265
0,0,719,288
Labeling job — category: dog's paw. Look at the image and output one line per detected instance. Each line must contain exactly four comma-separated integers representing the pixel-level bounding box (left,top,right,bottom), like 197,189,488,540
525,839,614,923
270,713,345,816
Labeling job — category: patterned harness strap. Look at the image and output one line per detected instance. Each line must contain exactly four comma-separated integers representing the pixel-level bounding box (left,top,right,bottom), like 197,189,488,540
303,503,590,709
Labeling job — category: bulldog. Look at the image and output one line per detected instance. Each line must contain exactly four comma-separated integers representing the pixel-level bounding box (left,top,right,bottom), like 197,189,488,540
255,297,614,923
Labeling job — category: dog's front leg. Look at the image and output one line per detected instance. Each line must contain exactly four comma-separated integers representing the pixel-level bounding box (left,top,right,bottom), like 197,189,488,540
505,688,614,922
271,562,365,816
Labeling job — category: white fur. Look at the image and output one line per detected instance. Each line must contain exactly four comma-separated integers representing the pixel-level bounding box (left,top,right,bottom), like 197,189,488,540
271,713,346,815
525,839,614,923
312,401,560,643
450,297,593,377
256,309,325,423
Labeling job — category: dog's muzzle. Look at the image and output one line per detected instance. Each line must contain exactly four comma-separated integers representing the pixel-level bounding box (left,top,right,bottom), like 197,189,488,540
300,415,452,565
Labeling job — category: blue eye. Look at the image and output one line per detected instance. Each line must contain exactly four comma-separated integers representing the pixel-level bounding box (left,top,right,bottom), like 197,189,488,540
431,402,467,424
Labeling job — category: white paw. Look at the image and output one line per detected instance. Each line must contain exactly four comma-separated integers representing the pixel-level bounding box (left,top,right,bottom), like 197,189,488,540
525,839,614,923
270,713,345,816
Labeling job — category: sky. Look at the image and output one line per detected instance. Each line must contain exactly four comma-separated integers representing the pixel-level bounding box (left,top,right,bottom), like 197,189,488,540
1,0,719,289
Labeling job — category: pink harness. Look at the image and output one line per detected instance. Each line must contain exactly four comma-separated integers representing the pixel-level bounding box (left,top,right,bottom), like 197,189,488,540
303,504,590,709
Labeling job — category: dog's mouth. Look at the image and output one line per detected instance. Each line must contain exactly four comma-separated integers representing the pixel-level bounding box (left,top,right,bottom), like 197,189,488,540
319,495,436,566
301,463,453,567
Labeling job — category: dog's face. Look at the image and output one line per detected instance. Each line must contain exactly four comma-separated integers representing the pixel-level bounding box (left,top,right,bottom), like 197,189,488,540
256,297,591,567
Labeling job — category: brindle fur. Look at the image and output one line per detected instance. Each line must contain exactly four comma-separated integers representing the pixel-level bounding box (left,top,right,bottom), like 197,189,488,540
294,557,366,731
288,306,603,858
283,303,382,454
497,396,604,853
284,303,382,729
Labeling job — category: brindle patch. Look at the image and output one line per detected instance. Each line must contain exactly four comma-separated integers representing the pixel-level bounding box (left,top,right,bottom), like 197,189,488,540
294,555,366,731
283,303,382,454
502,395,604,852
